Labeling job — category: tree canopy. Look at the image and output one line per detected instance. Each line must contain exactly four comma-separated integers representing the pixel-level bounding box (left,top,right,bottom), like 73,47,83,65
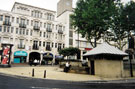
106,1,135,50
58,47,80,58
71,0,119,47
71,0,135,50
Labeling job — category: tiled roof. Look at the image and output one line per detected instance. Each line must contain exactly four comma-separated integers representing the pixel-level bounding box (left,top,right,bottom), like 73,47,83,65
83,43,128,56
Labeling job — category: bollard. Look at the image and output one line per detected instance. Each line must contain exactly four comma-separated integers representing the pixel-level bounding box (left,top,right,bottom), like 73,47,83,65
44,70,46,78
32,68,34,77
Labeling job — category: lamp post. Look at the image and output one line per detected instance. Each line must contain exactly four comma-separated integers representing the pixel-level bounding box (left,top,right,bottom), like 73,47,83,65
40,50,44,65
127,14,134,77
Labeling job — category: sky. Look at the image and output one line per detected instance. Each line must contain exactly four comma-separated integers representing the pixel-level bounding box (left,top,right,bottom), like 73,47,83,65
0,0,132,12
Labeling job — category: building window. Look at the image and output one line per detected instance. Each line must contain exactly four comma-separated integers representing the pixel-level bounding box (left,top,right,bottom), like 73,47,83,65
47,13,54,20
23,29,25,35
55,34,57,39
20,18,25,24
44,23,46,28
0,37,1,43
16,28,18,34
52,43,53,48
69,39,73,45
31,11,33,16
12,17,14,22
58,43,62,51
0,26,2,32
69,31,73,37
40,22,42,27
11,27,14,33
56,25,57,30
7,27,10,33
19,39,24,47
46,42,51,51
34,21,39,26
39,41,41,46
44,32,45,37
30,30,33,36
26,30,29,35
4,26,6,32
47,23,51,30
19,28,22,35
0,15,3,21
17,18,19,23
63,44,65,48
40,32,42,37
43,42,45,47
27,20,29,25
55,43,57,48
40,13,42,18
5,16,10,22
31,20,33,26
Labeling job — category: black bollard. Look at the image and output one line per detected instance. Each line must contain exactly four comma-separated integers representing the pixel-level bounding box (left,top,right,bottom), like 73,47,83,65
44,70,46,78
32,68,34,77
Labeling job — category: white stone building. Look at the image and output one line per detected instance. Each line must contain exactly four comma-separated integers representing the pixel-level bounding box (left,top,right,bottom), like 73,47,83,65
57,0,92,60
0,0,92,64
0,2,66,64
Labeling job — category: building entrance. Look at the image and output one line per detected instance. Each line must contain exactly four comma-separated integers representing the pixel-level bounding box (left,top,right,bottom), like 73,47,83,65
29,52,40,65
14,51,27,63
90,60,95,75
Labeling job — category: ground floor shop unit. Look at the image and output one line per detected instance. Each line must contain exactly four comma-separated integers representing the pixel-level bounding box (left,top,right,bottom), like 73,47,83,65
12,50,60,65
14,51,27,63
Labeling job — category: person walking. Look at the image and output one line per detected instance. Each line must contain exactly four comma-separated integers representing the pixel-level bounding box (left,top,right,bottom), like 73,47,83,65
64,61,71,73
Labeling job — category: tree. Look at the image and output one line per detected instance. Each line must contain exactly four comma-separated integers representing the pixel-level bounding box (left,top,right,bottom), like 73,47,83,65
106,1,135,50
71,0,119,47
105,2,127,50
58,47,80,59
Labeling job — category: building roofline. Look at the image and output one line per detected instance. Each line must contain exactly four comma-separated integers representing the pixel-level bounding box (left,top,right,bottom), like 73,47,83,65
57,10,73,17
11,2,56,13
0,9,60,23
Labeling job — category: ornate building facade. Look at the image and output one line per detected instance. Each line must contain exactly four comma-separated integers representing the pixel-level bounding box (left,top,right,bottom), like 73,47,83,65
0,0,92,64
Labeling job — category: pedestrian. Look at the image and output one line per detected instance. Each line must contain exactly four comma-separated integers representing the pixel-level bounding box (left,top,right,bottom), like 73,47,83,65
34,59,38,66
29,59,33,66
64,61,71,73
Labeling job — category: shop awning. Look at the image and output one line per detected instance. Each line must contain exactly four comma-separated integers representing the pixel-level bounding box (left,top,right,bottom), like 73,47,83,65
43,52,53,58
14,51,27,56
55,55,63,59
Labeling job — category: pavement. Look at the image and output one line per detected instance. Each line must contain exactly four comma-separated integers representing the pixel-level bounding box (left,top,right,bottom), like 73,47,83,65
0,64,135,82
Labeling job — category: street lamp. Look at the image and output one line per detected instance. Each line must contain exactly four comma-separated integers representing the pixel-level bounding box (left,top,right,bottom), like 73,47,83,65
127,14,134,77
40,50,44,65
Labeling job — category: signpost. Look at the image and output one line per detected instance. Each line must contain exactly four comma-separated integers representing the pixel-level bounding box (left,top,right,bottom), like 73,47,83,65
0,43,13,67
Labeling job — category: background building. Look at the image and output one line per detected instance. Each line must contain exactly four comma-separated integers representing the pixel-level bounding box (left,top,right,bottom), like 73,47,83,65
0,0,92,64
0,2,65,64
57,0,92,60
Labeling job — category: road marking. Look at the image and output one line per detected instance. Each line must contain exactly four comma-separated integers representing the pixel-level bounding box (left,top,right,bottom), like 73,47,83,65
31,86,61,89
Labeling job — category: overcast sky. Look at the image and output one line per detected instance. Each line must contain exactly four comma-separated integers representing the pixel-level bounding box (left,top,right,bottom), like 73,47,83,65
0,0,131,12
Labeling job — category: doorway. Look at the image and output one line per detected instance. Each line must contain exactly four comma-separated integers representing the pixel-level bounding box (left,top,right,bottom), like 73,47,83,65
90,60,95,75
29,52,40,63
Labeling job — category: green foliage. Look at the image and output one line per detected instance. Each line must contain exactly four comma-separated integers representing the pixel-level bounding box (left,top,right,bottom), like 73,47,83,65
58,47,80,57
71,0,119,47
105,1,135,50
121,1,135,32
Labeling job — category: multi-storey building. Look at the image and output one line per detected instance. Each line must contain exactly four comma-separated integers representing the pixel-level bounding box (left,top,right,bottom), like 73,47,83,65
57,0,92,60
0,2,65,64
0,0,92,64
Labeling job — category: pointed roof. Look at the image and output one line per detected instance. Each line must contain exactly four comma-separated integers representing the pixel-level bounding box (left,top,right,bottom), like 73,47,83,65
84,43,128,56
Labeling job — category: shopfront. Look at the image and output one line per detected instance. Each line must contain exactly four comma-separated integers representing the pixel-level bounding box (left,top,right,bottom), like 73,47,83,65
42,52,53,65
14,51,27,63
55,55,63,65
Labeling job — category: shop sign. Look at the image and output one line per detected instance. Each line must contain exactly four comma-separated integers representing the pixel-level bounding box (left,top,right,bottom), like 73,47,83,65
43,52,53,58
14,51,27,56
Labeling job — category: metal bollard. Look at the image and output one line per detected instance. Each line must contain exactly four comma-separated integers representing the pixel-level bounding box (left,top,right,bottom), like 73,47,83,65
44,70,46,78
32,68,34,77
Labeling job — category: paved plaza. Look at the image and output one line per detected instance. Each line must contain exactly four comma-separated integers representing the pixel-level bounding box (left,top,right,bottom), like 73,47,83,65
0,65,112,81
